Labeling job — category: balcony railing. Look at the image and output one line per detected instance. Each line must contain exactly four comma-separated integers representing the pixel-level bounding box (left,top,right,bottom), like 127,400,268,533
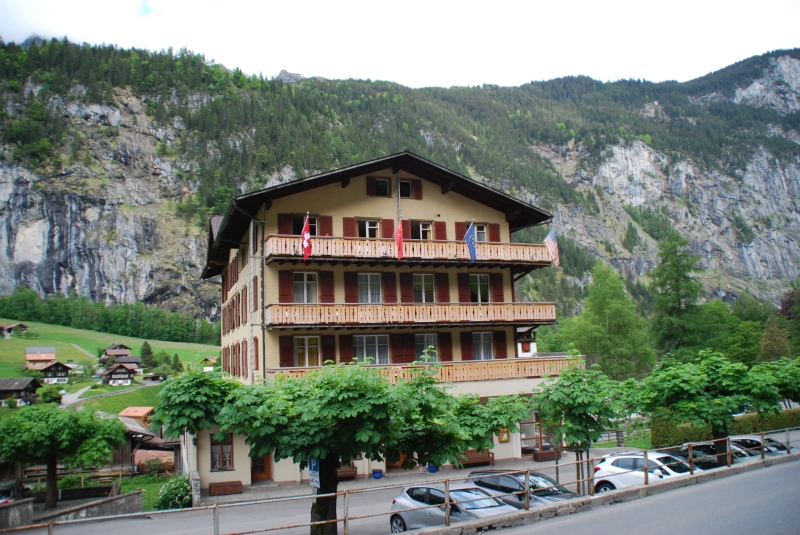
263,235,551,265
263,302,556,327
266,355,570,384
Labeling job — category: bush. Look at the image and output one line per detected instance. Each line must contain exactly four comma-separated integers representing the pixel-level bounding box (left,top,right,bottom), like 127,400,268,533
4,398,17,408
58,474,81,489
153,476,192,510
650,408,800,447
40,385,62,404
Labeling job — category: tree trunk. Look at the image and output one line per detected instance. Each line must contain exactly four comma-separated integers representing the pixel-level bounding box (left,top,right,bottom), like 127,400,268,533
310,456,340,535
45,457,58,510
711,427,729,466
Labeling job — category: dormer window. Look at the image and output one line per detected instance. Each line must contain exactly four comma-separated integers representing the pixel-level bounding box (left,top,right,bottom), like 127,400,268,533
367,177,391,197
399,180,412,198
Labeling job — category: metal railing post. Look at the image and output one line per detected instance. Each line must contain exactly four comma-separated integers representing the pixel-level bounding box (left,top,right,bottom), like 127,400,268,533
213,504,219,535
524,469,530,510
760,431,765,461
555,454,560,483
445,479,451,526
727,438,732,467
48,521,54,535
787,428,791,455
642,450,649,485
344,490,350,535
688,444,694,475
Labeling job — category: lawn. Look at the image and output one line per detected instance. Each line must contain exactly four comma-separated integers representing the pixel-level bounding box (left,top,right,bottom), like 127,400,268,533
595,437,653,449
77,385,163,414
79,384,140,398
120,473,171,511
0,319,220,378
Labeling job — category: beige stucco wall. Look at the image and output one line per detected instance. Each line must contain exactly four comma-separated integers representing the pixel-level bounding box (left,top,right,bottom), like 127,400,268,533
195,427,252,489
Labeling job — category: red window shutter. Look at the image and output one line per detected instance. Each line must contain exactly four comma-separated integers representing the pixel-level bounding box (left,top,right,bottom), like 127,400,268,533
399,273,413,303
243,287,248,323
461,331,474,360
321,335,336,364
252,277,259,311
433,221,447,241
491,273,504,303
366,176,376,196
457,273,470,303
339,335,354,361
319,215,333,237
242,341,248,379
382,272,397,303
439,332,453,361
402,219,411,239
435,273,450,303
254,338,259,370
233,344,238,376
381,219,394,239
455,222,467,241
412,179,422,199
344,272,358,303
235,294,240,328
391,334,405,364
278,271,293,303
278,214,292,235
279,336,294,367
404,334,416,362
343,217,356,237
319,271,335,303
494,330,507,359
488,223,501,242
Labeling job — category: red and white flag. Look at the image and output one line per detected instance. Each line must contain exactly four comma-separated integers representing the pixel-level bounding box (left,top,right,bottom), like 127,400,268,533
302,214,312,260
394,221,404,260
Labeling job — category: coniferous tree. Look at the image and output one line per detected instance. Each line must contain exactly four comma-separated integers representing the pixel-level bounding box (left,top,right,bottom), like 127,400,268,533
172,354,184,372
140,341,155,368
759,315,791,362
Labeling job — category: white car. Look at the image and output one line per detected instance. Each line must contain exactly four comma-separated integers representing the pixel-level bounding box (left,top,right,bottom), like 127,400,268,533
593,451,699,493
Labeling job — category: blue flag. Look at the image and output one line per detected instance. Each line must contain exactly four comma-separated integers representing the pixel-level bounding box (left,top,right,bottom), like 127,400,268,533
465,222,477,263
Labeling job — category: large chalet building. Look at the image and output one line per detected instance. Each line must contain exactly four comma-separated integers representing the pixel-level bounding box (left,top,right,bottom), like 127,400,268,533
193,152,566,491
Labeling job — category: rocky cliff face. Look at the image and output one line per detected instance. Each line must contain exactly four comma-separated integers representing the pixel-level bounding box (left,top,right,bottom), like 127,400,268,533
0,88,220,320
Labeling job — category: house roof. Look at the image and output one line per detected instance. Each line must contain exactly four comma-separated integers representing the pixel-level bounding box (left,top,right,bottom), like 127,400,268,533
118,416,155,437
25,354,56,361
114,356,142,364
27,361,69,371
119,406,155,418
104,344,132,350
25,347,56,354
106,349,132,356
202,357,218,364
0,377,42,392
101,363,138,375
202,151,552,279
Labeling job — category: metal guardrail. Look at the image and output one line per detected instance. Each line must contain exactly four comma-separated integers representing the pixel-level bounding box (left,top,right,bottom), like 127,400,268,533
4,426,798,535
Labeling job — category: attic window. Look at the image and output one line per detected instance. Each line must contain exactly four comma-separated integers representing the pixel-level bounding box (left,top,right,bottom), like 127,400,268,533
399,181,412,198
375,179,390,197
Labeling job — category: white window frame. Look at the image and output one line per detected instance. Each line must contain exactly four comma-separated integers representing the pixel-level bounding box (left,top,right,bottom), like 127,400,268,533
357,219,380,238
292,215,317,236
469,274,490,303
472,332,493,360
413,274,435,303
358,273,382,304
293,272,318,303
411,221,433,240
475,224,487,242
294,336,320,367
415,333,438,360
354,334,390,365
211,433,234,471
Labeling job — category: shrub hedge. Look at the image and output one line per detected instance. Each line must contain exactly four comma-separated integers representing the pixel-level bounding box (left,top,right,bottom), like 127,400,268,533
651,408,800,448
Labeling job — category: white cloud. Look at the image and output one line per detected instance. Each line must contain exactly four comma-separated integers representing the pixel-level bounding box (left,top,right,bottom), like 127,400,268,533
0,0,798,87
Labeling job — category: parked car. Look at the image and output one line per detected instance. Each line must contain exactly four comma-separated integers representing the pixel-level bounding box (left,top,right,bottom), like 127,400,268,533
681,441,756,462
730,435,798,455
593,451,698,493
389,483,517,532
657,447,724,470
466,470,575,508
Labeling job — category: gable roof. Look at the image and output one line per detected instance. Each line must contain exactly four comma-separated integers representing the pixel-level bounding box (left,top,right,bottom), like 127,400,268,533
119,406,155,419
25,347,56,354
27,361,70,371
104,344,132,351
202,151,552,278
114,356,142,364
101,363,138,375
106,349,133,357
0,377,42,392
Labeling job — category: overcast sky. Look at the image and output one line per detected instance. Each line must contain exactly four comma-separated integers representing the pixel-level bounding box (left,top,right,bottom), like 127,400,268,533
1,0,799,88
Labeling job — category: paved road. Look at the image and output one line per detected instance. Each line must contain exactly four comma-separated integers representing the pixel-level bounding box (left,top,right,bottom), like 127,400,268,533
503,461,800,535
71,344,99,361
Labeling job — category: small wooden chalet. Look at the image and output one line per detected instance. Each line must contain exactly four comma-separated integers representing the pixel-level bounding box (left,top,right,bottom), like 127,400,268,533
101,363,138,386
1,323,28,339
29,361,71,384
25,347,56,368
0,377,41,401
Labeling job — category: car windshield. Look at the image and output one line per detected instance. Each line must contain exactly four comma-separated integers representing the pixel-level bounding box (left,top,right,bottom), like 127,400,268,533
529,474,570,495
764,438,788,451
655,455,691,474
450,489,504,510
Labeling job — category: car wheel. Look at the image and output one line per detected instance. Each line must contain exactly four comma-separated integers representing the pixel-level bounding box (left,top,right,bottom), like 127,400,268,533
390,515,407,533
595,482,616,493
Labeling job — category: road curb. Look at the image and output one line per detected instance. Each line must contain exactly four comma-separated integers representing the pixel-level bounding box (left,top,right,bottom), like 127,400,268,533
412,452,800,535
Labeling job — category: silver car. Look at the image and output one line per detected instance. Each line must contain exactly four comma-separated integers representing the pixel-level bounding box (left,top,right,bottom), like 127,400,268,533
730,435,798,455
389,483,517,532
466,470,576,508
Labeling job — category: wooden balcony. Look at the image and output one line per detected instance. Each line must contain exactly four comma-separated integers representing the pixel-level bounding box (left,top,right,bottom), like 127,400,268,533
265,355,570,384
263,235,551,271
263,302,556,329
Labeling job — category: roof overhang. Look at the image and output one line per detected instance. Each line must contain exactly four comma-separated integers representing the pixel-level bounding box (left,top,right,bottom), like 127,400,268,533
202,152,552,279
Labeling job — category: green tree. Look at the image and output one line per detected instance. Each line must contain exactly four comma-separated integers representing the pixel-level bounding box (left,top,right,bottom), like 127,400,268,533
152,363,175,378
40,385,62,404
731,291,774,325
0,405,126,509
557,263,655,379
621,222,641,252
759,315,791,362
721,321,764,367
649,233,704,357
140,341,155,368
172,354,184,372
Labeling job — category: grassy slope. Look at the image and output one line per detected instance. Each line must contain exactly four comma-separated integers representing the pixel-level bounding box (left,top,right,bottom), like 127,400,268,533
0,318,220,378
77,385,163,414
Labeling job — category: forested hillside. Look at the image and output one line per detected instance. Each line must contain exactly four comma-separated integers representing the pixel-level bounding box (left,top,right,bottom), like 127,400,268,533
1,38,798,338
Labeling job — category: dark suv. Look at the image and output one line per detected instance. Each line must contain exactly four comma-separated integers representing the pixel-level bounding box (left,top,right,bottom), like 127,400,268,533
465,470,575,509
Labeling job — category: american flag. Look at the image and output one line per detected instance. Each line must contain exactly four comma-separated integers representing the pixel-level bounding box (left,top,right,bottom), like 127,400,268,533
544,229,560,267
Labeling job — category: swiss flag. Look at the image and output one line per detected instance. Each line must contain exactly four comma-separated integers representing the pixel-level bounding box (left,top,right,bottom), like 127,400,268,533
302,215,312,260
395,221,403,260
